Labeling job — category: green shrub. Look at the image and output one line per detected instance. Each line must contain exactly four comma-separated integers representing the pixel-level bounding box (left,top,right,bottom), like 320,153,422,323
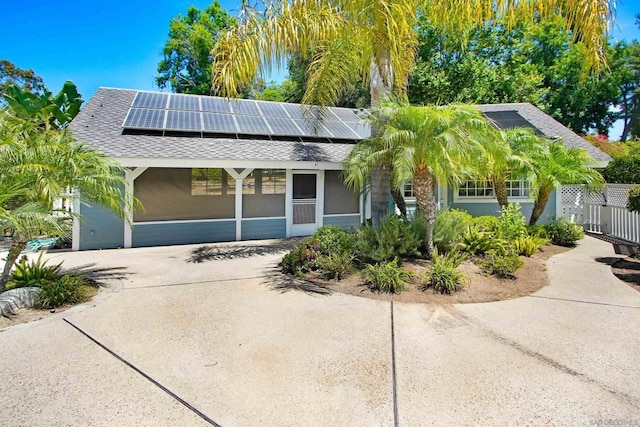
363,258,411,294
602,156,640,184
513,235,548,257
495,203,527,240
472,215,499,233
433,209,473,253
458,227,507,256
316,253,353,280
545,220,584,247
526,224,549,239
355,215,421,264
36,274,91,309
481,254,524,279
627,186,640,213
280,242,320,275
422,249,469,294
8,253,62,289
308,225,355,255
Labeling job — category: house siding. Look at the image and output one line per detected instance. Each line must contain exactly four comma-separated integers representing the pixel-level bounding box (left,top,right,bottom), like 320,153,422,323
323,214,361,229
132,220,236,247
241,218,286,240
78,202,125,250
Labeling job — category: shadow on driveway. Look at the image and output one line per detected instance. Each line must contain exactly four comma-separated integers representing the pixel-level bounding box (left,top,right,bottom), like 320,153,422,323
186,239,301,263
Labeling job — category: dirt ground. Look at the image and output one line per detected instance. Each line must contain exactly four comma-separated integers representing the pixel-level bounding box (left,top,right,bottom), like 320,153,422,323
306,244,571,304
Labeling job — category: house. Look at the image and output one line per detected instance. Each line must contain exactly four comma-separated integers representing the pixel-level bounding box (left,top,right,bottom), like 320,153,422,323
69,88,610,250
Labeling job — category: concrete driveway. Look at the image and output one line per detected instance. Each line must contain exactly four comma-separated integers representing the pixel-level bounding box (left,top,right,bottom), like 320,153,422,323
0,237,639,426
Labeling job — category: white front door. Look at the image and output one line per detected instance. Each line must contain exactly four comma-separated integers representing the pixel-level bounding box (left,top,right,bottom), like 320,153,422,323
290,172,320,236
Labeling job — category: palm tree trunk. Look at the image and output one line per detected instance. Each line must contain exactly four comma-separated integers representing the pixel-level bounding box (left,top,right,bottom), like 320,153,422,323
494,177,509,207
371,163,391,227
391,188,407,217
413,166,436,257
529,184,553,225
0,242,25,292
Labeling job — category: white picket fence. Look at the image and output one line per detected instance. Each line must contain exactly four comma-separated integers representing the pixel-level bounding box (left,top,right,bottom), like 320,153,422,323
560,184,640,245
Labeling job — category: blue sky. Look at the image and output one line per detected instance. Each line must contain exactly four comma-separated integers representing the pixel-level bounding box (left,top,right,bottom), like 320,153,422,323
1,1,639,137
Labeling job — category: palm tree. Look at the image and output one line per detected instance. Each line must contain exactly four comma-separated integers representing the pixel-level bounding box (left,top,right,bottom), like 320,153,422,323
529,141,604,225
346,103,491,255
478,127,544,207
0,111,132,290
210,0,614,226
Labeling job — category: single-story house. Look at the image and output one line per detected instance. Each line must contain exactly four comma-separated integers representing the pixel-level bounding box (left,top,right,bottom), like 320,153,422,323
69,88,610,250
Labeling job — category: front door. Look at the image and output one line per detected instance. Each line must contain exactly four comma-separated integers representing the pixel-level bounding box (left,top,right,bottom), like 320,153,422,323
291,172,319,236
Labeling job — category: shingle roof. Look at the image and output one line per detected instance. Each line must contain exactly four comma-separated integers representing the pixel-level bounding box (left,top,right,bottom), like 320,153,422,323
70,88,355,164
70,88,610,164
478,103,611,163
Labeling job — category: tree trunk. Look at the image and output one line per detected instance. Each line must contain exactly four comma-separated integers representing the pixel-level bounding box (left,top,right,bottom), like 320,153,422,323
413,166,436,257
371,163,392,227
369,53,394,228
529,184,552,225
0,242,26,292
391,188,407,217
494,177,509,207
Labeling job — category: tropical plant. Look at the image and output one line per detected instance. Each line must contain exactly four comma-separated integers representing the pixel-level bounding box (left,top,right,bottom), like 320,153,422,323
529,141,604,225
210,0,614,228
35,273,91,309
363,258,411,294
354,215,421,264
308,225,355,256
433,209,473,253
481,253,524,279
495,203,527,240
513,235,548,257
0,60,45,106
472,215,499,233
545,220,585,246
316,253,353,280
7,253,62,289
279,241,320,275
459,227,507,256
422,249,468,294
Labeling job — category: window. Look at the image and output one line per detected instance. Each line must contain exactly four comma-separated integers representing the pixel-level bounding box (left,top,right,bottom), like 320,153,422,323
458,180,530,199
191,168,235,196
242,169,286,195
404,181,415,198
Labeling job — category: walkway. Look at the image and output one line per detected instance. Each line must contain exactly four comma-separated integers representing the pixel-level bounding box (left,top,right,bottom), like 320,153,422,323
0,237,638,425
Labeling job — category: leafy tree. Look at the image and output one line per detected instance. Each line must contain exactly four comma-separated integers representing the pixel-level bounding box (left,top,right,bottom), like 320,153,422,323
0,60,45,106
529,141,603,225
611,38,640,141
0,110,132,290
156,1,237,95
210,0,613,227
345,103,491,255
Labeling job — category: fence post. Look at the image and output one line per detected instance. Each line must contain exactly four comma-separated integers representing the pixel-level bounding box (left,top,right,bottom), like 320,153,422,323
600,206,612,235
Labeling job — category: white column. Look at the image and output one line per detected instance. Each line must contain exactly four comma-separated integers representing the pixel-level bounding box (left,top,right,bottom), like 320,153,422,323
555,184,563,221
71,189,81,251
123,167,148,249
317,170,325,227
225,168,253,241
285,169,293,237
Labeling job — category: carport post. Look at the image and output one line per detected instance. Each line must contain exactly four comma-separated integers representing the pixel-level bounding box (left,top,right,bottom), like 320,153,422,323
225,168,253,241
124,167,148,248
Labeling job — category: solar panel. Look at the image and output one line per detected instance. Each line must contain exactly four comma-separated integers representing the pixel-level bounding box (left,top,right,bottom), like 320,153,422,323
329,107,361,122
132,92,169,109
202,113,238,133
168,94,200,111
123,108,166,129
256,102,287,117
200,97,232,113
165,110,201,131
231,99,260,115
235,115,270,134
280,103,304,119
264,117,306,136
346,122,371,139
320,121,360,139
484,111,540,132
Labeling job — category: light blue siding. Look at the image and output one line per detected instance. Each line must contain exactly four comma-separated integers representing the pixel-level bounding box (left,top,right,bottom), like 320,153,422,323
133,220,236,247
241,218,286,240
79,202,124,250
323,214,361,229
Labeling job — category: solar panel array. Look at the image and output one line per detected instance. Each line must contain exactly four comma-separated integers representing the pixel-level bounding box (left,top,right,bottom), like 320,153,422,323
123,91,369,140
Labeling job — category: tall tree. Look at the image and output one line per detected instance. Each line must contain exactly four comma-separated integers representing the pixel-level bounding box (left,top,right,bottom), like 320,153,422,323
612,38,640,141
0,60,45,106
156,1,237,95
210,0,614,227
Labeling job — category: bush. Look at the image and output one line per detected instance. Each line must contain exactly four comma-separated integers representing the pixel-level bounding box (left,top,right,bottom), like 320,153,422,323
422,249,468,294
316,253,353,280
602,156,640,184
513,235,548,257
363,258,411,294
458,227,507,256
526,224,549,239
308,225,355,255
280,242,320,275
627,186,640,213
545,220,584,247
481,254,524,279
433,209,473,253
8,253,62,289
495,203,527,240
36,274,91,309
355,215,421,264
472,215,499,233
